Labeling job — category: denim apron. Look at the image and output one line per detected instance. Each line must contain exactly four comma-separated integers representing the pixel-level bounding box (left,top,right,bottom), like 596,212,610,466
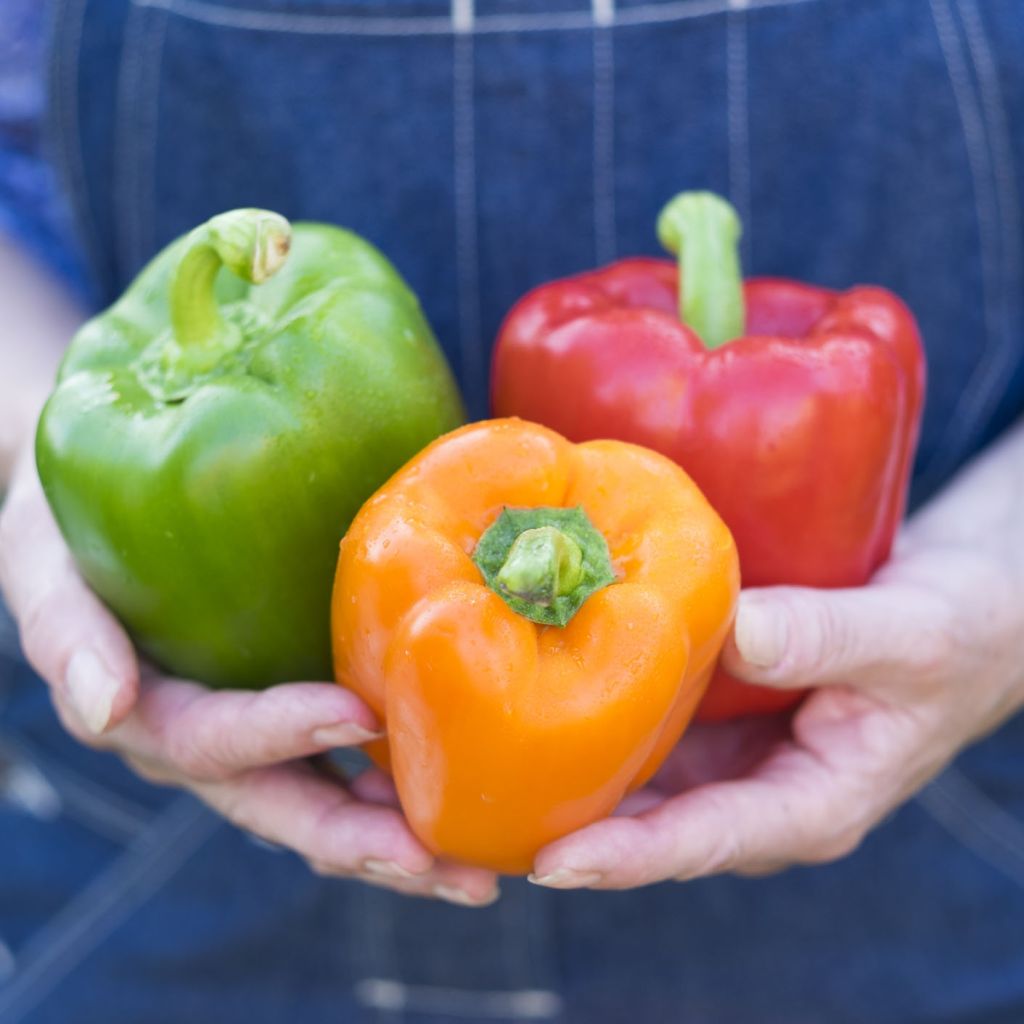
2,1,1024,1021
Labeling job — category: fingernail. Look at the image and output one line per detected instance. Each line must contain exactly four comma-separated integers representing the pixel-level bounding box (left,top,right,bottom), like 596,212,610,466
64,650,120,734
311,723,383,747
433,884,501,907
362,859,416,879
527,868,603,889
734,599,787,669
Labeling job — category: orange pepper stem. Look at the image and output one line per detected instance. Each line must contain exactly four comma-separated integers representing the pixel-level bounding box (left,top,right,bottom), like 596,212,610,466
473,506,616,627
496,526,584,606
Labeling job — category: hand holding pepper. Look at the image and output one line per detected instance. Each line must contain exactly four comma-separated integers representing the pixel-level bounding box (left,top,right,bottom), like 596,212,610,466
0,210,489,906
529,421,1024,887
0,451,501,905
493,191,926,721
35,208,464,689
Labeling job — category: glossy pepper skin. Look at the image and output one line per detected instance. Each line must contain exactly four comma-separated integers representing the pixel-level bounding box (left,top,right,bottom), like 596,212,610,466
331,419,739,873
492,193,925,721
37,209,464,688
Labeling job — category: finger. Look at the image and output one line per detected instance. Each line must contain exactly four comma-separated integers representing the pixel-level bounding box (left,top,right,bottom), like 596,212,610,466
193,761,436,877
310,857,501,907
110,679,381,782
612,789,664,817
648,714,792,792
719,583,955,691
315,768,500,905
531,745,868,888
117,723,500,902
0,464,138,733
349,767,400,806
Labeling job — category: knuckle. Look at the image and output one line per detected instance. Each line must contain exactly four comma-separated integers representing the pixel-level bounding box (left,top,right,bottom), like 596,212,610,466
799,783,873,866
164,729,231,782
853,710,917,770
709,832,748,875
779,592,846,682
904,611,957,679
173,694,267,783
808,599,851,675
688,791,750,876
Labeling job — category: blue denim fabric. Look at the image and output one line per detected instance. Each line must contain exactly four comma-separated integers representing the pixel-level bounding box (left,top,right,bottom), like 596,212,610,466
0,0,90,298
2,0,1024,1020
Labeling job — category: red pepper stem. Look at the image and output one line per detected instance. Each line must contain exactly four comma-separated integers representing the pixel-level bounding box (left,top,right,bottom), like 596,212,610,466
169,209,292,362
656,191,745,350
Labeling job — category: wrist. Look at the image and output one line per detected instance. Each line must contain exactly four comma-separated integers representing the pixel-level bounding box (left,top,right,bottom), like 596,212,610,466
1,392,49,494
0,233,87,493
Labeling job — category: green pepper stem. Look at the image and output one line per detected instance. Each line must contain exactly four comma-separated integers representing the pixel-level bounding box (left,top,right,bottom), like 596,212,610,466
472,506,616,628
496,526,584,607
169,209,291,357
656,191,745,350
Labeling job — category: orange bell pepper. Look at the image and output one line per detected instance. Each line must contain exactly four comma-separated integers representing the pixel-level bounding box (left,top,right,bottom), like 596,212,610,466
331,419,739,873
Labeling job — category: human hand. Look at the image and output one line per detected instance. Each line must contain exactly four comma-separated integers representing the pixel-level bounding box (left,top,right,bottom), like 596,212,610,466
0,448,499,906
530,424,1024,888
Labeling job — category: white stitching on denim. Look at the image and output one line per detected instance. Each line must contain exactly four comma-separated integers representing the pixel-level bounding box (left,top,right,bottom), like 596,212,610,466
592,0,616,265
452,0,474,34
0,799,217,1022
726,0,751,267
4,736,152,823
46,0,105,288
112,3,148,279
499,892,520,1014
957,1,1022,250
136,0,456,34
131,0,818,36
917,768,1024,890
496,884,562,1020
0,753,61,820
353,979,563,1019
919,0,1002,488
2,738,151,842
524,884,561,1012
452,0,483,403
354,884,403,1024
113,6,169,279
141,11,170,270
617,0,814,26
39,772,143,844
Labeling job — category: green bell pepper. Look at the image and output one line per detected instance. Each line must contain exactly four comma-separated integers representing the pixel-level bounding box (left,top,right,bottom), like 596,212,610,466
36,208,464,688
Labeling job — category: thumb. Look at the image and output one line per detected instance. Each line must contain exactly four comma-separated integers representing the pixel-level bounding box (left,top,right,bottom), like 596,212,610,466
719,582,952,690
0,460,138,734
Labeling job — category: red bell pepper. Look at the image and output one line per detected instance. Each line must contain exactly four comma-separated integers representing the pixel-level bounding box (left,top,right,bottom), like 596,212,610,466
491,192,925,721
